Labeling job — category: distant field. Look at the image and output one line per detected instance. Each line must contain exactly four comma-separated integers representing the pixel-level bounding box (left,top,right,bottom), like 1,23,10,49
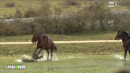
0,0,87,18
0,31,120,42
0,0,128,18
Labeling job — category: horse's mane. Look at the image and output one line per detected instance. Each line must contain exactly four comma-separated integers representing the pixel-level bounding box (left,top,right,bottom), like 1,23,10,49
121,31,128,36
34,32,43,36
121,31,130,39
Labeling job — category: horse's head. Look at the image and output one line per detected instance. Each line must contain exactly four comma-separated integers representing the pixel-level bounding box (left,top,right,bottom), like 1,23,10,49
115,31,129,40
32,35,36,43
115,31,122,40
32,34,42,44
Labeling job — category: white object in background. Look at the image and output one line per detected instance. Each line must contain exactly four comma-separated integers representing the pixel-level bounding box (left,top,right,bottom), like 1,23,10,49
108,1,118,7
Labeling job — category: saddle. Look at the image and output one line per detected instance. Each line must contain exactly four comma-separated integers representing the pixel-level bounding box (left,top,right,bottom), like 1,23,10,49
42,34,50,45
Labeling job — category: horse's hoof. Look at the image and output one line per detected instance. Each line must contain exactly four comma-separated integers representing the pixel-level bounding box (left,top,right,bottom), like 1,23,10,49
50,59,52,61
41,55,43,58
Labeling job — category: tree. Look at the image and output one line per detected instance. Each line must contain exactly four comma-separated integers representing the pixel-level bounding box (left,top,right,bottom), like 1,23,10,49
88,2,111,30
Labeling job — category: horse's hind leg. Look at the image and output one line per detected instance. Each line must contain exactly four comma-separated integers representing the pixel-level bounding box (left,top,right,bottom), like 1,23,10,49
50,49,53,61
46,49,49,60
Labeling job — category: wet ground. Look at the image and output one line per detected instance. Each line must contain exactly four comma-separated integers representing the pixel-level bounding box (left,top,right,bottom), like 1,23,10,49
0,53,130,73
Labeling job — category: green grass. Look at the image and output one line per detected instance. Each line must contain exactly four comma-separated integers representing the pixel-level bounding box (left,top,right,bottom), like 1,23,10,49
0,43,124,55
0,31,125,55
0,31,121,42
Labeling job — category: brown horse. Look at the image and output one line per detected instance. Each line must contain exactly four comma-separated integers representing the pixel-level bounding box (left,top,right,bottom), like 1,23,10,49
115,31,130,60
32,33,57,61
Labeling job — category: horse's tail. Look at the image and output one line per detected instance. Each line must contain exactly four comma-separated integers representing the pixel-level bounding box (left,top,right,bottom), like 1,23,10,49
55,46,57,52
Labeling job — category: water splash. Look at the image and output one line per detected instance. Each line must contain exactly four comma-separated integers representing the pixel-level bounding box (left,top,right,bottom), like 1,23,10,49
37,53,58,61
15,59,22,62
114,55,124,60
15,53,58,62
53,53,58,61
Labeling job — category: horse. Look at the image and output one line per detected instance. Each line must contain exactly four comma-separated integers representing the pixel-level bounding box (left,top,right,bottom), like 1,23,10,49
115,31,130,60
31,33,57,61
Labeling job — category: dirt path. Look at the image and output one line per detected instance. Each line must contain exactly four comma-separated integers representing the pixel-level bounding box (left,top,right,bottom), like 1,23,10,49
0,40,122,44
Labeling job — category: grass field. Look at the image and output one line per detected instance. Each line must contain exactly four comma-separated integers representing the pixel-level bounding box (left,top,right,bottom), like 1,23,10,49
0,0,87,18
0,43,124,55
0,0,128,18
0,31,124,55
0,31,121,42
0,31,126,55
0,31,129,73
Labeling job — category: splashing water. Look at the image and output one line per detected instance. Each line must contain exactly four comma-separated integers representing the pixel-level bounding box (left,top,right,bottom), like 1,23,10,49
15,59,22,62
114,55,124,60
52,53,58,61
15,53,58,62
37,53,58,61
114,55,130,60
15,54,34,62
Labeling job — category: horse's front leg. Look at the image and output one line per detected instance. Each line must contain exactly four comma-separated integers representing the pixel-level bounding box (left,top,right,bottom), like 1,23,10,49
46,49,49,60
32,48,38,59
35,47,38,53
124,49,127,60
36,49,43,59
34,48,38,56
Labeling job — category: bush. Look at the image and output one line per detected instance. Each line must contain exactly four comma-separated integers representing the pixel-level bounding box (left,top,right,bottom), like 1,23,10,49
5,2,15,7
23,1,51,18
0,22,21,36
65,0,80,6
81,1,111,31
37,2,51,16
15,9,22,18
120,1,130,8
1,1,130,36
33,1,111,34
12,20,44,35
24,8,38,18
34,13,88,34
111,14,130,31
